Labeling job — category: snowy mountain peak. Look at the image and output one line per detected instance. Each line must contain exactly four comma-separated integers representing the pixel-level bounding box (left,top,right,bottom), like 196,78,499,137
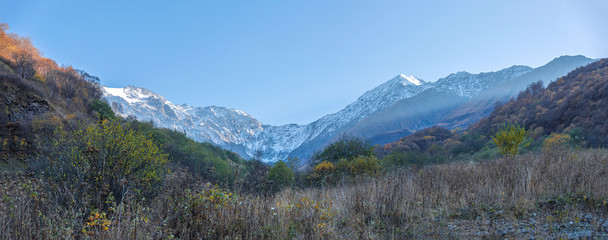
102,86,270,157
124,86,163,98
101,57,587,163
103,87,141,104
397,74,423,86
448,71,472,78
103,86,167,104
102,73,432,162
360,74,429,105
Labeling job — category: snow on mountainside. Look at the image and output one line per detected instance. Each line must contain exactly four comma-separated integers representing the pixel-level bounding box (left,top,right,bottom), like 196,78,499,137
102,75,428,162
101,69,533,162
103,86,265,148
325,74,430,128
342,65,535,145
102,57,586,163
284,75,430,159
433,65,532,97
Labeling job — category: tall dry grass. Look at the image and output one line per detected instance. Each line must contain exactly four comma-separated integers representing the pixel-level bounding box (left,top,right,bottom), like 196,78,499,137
2,148,608,239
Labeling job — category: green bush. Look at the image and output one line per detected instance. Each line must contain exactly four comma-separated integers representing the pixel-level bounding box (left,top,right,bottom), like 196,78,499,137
89,99,115,121
380,151,408,169
349,155,380,176
266,160,294,192
128,120,244,187
311,135,374,166
31,120,168,210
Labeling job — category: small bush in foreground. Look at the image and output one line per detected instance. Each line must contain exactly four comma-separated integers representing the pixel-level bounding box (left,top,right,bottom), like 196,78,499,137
493,122,530,157
266,160,294,193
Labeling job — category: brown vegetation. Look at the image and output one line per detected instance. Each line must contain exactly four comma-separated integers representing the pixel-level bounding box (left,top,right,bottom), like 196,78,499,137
3,148,608,239
378,58,608,164
0,24,103,161
476,58,608,147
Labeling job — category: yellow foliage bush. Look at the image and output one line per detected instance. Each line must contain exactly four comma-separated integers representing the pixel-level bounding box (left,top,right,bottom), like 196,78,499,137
32,73,45,82
349,155,380,176
314,161,336,173
82,209,111,236
543,133,571,150
492,122,530,157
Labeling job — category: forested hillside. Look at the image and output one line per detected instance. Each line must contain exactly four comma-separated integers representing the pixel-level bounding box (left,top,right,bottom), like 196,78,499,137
0,24,252,187
438,55,596,129
378,58,608,164
0,23,102,162
475,59,608,146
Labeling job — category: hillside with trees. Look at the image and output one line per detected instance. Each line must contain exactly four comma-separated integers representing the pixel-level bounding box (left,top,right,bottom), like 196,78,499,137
378,59,608,164
0,24,250,187
0,23,103,162
475,58,608,146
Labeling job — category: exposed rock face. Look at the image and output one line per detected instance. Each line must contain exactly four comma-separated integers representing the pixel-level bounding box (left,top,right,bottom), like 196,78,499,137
0,76,52,159
1,82,50,123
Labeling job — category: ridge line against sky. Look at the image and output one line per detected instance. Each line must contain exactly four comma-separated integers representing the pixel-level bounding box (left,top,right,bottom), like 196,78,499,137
1,0,607,125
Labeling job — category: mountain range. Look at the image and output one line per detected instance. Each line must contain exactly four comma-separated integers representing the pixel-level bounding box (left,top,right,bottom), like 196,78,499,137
102,55,596,162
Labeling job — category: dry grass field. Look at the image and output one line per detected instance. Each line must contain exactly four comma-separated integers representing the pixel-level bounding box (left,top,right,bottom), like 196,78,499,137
2,148,608,239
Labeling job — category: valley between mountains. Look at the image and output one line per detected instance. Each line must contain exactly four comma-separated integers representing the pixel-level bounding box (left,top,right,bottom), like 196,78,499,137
3,0,608,236
103,55,596,162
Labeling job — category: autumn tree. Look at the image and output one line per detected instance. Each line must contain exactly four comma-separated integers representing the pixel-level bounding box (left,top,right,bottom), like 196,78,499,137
0,25,39,79
542,133,571,150
0,23,11,59
12,46,36,79
349,155,380,176
492,122,530,158
309,160,337,186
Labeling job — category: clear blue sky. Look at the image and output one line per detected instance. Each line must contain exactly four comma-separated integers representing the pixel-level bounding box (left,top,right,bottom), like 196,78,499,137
2,0,607,125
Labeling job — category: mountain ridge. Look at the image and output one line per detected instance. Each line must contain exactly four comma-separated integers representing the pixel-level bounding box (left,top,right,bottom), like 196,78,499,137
102,55,596,162
103,74,431,162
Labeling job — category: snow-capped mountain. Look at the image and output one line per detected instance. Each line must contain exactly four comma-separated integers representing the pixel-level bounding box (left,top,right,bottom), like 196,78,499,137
102,56,595,163
104,86,265,147
103,74,428,162
342,65,534,145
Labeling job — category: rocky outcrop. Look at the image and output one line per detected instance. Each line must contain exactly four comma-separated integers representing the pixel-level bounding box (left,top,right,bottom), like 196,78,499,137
1,81,50,123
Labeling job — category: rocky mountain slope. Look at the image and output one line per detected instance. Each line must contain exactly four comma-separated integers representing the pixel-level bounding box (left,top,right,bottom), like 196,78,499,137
438,55,597,129
103,56,595,162
344,65,533,144
103,74,429,161
378,57,608,160
350,56,596,145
